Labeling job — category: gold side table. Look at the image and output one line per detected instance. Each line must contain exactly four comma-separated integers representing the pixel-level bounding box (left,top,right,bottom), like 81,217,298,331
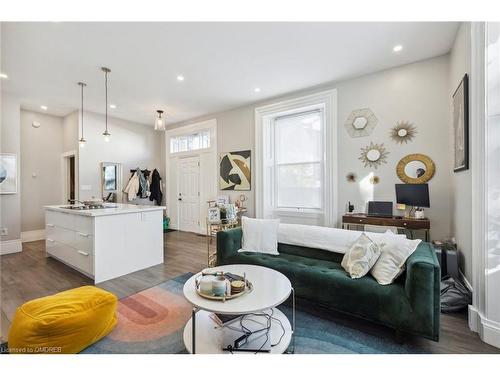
206,219,240,267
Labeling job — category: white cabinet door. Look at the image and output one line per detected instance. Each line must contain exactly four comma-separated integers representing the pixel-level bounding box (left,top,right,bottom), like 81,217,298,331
178,157,200,233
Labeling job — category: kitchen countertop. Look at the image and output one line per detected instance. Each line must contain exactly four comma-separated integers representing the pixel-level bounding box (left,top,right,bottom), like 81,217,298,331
45,203,166,217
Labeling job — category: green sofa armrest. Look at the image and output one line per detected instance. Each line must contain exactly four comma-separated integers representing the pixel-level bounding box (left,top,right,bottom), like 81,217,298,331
216,227,242,265
404,242,441,340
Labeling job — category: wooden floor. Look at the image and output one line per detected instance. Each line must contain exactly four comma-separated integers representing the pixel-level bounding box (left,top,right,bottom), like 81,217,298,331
1,230,499,353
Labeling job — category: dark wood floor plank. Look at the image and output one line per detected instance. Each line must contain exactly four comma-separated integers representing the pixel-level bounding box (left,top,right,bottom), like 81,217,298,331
1,230,498,353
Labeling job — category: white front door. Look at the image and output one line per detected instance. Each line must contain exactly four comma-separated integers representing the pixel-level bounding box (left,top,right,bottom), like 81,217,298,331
178,156,200,233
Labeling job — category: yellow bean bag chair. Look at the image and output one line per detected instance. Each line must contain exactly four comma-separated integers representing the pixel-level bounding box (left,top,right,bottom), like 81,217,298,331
8,286,117,354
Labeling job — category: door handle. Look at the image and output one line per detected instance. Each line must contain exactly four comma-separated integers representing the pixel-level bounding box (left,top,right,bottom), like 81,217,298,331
47,238,55,242
78,250,89,256
78,232,89,237
47,223,55,227
178,198,182,201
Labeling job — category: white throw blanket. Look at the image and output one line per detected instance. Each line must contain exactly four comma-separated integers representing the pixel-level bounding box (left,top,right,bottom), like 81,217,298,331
277,223,403,255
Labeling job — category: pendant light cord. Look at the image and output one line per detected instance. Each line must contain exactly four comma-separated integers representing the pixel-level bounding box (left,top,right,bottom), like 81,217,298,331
105,69,108,133
81,83,84,138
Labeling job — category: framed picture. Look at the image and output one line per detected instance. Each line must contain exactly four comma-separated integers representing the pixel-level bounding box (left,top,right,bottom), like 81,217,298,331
219,150,251,191
216,195,229,205
0,154,17,194
207,207,220,223
452,74,469,172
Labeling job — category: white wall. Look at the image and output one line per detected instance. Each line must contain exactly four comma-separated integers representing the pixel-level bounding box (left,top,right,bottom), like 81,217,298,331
170,55,453,240
336,55,452,239
0,93,22,246
78,111,164,203
20,110,64,232
449,22,473,282
63,111,79,153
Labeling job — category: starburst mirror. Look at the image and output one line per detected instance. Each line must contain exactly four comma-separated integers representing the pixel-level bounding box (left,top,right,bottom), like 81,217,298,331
359,142,389,169
390,121,417,144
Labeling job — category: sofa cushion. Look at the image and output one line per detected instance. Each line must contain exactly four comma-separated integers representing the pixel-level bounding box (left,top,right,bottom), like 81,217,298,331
341,233,382,278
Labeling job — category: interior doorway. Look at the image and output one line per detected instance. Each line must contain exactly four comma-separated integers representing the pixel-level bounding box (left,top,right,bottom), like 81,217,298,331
177,156,200,233
61,151,78,203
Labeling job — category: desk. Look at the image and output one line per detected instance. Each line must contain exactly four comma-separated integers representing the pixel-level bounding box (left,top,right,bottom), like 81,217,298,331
342,214,430,242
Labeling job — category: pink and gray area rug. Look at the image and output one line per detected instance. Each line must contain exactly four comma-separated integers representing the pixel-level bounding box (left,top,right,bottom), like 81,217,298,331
83,273,424,354
83,274,192,354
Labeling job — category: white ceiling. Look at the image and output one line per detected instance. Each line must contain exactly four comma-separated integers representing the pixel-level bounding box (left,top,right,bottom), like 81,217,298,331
1,22,459,126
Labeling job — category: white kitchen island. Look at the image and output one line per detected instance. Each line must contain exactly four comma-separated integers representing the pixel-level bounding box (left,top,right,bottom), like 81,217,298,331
44,204,165,283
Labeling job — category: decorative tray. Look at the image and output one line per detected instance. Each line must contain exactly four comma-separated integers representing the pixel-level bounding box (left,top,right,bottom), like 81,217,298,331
195,270,253,302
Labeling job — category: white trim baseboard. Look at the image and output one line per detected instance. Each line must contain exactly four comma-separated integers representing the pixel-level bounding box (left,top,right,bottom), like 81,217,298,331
0,239,22,255
21,229,46,243
469,305,500,348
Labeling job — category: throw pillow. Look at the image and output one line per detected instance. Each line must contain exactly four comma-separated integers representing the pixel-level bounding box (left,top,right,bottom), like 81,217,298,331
238,217,280,255
341,233,383,279
370,232,421,285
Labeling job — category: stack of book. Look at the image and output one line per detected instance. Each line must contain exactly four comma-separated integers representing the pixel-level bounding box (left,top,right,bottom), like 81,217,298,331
210,313,242,327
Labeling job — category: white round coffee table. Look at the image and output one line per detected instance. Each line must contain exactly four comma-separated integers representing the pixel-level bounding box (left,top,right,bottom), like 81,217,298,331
182,264,295,354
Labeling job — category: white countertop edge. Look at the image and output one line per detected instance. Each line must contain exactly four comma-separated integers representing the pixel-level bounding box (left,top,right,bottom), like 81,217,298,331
44,204,166,216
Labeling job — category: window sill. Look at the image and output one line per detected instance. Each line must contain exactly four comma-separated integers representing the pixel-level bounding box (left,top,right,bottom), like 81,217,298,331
272,208,323,219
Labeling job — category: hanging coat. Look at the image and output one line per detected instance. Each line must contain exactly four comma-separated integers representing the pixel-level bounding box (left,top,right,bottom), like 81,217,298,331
149,168,163,206
136,168,149,198
123,172,139,201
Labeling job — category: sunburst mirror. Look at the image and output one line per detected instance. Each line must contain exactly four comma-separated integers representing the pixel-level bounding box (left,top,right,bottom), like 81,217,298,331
346,173,357,183
359,142,389,169
390,121,417,144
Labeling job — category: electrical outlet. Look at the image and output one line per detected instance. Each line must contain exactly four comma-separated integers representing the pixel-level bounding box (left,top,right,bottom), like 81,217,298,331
1,228,8,236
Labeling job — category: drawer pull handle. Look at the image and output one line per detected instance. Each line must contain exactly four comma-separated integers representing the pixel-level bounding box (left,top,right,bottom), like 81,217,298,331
78,250,89,256
47,224,55,227
47,238,55,242
78,232,89,237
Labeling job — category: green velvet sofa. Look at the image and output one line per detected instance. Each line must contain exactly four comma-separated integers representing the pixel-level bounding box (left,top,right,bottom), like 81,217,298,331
217,227,440,341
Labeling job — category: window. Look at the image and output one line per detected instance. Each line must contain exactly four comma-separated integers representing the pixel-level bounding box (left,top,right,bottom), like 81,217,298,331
274,110,323,209
170,130,210,153
255,89,337,226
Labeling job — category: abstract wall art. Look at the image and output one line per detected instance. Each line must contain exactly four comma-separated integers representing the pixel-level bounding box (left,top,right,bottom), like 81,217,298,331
219,150,251,191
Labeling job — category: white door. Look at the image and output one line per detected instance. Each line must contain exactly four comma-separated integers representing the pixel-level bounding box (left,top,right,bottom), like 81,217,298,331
177,157,200,233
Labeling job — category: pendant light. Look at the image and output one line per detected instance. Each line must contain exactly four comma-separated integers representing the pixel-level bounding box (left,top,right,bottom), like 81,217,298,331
78,82,87,148
101,67,111,142
155,110,166,131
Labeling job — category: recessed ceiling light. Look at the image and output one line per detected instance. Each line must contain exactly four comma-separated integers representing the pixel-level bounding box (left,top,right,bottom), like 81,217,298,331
109,104,117,109
0,73,8,79
254,87,261,93
177,75,185,81
40,105,48,110
393,45,403,53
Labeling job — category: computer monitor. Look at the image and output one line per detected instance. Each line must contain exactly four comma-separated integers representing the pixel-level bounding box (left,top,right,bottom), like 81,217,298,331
395,184,430,207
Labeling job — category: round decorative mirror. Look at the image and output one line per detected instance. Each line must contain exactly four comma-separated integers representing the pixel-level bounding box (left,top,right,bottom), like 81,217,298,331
390,121,417,144
359,142,389,169
366,149,381,161
396,154,435,184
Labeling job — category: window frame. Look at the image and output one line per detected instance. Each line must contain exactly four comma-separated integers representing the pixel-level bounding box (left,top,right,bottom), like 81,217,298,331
272,109,325,211
254,89,337,226
169,129,211,154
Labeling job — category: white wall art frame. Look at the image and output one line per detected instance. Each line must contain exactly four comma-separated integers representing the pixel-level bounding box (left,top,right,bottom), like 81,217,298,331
0,153,18,194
